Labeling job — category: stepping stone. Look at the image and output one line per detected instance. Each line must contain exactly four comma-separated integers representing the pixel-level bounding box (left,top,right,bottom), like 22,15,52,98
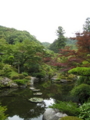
29,87,35,90
33,92,42,95
29,97,43,102
32,89,40,92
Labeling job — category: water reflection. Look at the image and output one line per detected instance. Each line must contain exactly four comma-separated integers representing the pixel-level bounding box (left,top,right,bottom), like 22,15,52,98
0,82,74,120
43,98,55,107
8,115,43,120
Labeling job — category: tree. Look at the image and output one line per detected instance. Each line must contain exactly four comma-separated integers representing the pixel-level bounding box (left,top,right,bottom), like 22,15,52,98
83,17,90,32
49,26,66,53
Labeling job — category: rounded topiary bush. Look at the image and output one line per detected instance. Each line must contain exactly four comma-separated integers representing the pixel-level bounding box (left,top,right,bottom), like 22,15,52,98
59,116,83,120
71,83,90,103
18,74,25,79
25,76,31,80
14,79,28,85
11,74,25,80
11,75,20,80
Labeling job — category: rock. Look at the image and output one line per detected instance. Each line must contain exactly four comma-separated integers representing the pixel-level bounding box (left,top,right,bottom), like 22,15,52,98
30,87,35,90
29,97,43,102
10,82,19,88
60,79,67,83
19,84,27,88
30,77,39,85
33,92,42,95
43,108,67,120
32,89,40,92
0,77,18,88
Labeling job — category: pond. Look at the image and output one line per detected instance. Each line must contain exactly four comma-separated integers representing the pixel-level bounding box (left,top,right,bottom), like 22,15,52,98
0,81,75,120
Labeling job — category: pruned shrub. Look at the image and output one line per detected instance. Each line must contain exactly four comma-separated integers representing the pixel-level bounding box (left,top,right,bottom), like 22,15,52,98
68,67,90,76
18,74,25,79
71,84,90,103
11,75,20,80
25,76,31,80
22,72,28,76
75,76,90,86
60,116,83,120
14,79,28,85
0,64,12,77
11,74,25,80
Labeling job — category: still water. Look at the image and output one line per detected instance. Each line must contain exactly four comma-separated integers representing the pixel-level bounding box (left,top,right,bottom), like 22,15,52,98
0,81,74,120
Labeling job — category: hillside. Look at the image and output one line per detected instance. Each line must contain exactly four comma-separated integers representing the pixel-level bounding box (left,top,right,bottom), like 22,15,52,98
0,25,41,44
41,42,51,48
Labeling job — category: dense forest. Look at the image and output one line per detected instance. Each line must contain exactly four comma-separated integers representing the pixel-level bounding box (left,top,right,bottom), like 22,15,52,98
1,17,90,120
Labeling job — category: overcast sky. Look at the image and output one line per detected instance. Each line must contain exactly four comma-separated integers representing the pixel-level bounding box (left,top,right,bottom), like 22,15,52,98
0,0,90,43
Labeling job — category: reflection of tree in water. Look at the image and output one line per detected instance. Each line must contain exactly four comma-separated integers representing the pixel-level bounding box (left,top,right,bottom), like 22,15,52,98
39,81,74,101
0,88,45,119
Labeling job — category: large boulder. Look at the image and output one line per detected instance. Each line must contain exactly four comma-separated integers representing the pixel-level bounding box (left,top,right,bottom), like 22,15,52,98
0,77,18,88
10,82,18,88
43,108,67,120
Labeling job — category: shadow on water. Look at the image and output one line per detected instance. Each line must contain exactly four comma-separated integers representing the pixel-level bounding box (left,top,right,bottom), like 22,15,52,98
0,81,75,120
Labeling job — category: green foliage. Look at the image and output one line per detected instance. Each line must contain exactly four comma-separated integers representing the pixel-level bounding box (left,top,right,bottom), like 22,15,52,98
60,116,83,120
25,76,31,80
83,17,90,32
10,70,19,78
0,64,12,77
49,26,66,53
0,62,4,69
75,76,90,86
65,38,77,50
11,74,25,80
14,79,28,85
79,102,90,120
68,67,90,76
34,71,46,79
0,104,7,120
71,84,90,103
49,101,80,116
0,25,41,44
41,42,50,48
22,72,28,76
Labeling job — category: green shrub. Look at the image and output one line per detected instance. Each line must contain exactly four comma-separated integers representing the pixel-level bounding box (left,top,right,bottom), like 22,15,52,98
18,74,25,79
79,102,90,120
25,76,31,80
0,104,7,120
49,101,80,116
68,67,90,76
14,79,28,85
11,75,20,80
0,64,12,77
11,74,25,80
0,62,4,69
75,76,90,86
60,116,83,120
71,84,90,103
22,72,28,76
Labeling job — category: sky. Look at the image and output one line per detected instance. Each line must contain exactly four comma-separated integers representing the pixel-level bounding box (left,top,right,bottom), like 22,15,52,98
0,0,90,43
